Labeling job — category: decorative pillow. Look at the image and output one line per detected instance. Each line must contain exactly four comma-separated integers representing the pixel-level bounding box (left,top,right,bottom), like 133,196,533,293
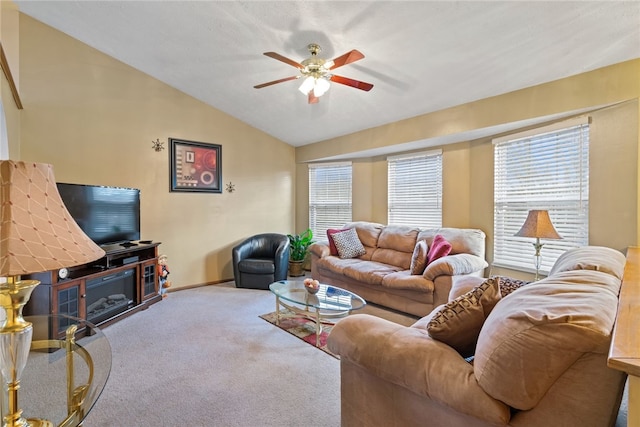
494,276,530,297
331,228,366,259
410,240,429,275
426,277,501,358
327,228,349,256
426,234,452,265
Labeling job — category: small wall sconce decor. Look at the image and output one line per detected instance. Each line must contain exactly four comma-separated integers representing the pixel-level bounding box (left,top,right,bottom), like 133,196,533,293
226,182,235,193
152,138,165,152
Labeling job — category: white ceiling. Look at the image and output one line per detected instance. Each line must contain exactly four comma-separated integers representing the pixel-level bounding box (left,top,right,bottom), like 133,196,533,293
14,1,640,149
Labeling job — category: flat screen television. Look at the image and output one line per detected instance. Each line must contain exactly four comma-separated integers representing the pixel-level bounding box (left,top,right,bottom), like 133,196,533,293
56,183,141,246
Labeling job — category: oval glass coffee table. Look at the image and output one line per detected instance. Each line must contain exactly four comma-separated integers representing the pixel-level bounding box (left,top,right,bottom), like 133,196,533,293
18,315,112,427
269,280,366,346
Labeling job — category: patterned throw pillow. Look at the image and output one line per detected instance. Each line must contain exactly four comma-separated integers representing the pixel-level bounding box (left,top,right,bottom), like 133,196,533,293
332,228,366,259
410,240,429,275
494,276,530,297
327,228,349,256
426,234,452,265
426,277,501,358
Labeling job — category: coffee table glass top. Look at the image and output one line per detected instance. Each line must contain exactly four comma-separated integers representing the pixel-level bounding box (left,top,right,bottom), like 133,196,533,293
269,280,366,312
20,315,111,427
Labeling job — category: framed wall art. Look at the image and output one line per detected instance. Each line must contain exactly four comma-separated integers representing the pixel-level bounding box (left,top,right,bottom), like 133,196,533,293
169,138,222,193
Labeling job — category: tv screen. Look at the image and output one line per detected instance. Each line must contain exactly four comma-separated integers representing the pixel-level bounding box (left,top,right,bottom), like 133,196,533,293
56,183,141,246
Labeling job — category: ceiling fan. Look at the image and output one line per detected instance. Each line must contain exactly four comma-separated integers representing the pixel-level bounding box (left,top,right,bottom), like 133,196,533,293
254,43,373,104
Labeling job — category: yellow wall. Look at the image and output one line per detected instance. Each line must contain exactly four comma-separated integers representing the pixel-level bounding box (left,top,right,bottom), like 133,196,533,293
295,60,640,280
0,0,21,159
18,15,296,288
13,10,640,285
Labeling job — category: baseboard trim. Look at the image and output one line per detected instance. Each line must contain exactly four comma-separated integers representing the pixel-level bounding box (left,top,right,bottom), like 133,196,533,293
167,279,235,293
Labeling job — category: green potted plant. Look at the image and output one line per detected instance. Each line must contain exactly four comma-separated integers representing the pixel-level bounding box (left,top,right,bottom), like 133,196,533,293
287,228,314,277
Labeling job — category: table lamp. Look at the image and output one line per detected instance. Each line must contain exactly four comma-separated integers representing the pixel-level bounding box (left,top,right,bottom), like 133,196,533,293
514,209,562,280
0,161,105,427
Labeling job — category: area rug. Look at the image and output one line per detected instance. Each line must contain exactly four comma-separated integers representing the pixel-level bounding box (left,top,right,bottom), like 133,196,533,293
260,309,338,359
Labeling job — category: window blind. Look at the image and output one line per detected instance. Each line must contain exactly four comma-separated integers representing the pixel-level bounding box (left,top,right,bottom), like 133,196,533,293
387,150,442,228
493,117,589,274
308,162,352,239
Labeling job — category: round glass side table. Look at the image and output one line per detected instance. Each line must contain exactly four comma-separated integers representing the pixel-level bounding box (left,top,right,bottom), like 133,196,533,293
4,315,112,427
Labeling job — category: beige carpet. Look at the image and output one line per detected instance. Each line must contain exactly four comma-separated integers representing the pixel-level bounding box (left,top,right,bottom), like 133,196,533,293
82,282,415,426
80,281,626,426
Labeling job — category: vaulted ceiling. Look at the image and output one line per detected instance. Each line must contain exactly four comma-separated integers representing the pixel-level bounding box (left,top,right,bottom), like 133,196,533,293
14,1,640,147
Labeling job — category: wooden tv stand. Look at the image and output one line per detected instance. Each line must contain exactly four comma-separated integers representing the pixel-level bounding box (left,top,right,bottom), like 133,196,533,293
24,240,162,338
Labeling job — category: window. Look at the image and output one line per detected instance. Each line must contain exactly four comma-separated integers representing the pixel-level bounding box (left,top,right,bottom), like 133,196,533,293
308,162,352,239
493,117,589,274
387,150,442,228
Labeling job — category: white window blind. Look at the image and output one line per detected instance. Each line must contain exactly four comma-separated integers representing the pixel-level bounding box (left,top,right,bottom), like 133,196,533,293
493,117,590,274
387,150,442,228
308,162,352,239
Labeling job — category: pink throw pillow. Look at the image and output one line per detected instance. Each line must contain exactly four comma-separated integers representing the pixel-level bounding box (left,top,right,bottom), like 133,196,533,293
427,234,452,265
327,228,349,256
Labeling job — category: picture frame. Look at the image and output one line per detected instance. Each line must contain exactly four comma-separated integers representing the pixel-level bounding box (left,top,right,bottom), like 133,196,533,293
169,138,222,193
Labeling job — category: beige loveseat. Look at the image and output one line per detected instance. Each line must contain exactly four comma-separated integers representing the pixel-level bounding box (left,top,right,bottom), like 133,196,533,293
328,246,627,427
309,221,488,317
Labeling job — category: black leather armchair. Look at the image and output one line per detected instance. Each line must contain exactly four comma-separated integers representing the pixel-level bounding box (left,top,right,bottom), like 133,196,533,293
232,233,290,290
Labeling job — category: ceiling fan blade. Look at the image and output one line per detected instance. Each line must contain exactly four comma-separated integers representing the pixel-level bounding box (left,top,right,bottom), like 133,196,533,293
263,52,303,69
329,50,365,70
330,75,374,91
254,76,299,89
308,91,319,104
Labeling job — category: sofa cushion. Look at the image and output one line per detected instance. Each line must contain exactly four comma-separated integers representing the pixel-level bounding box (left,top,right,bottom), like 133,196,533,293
332,228,366,259
381,270,435,292
343,221,384,248
343,260,401,286
370,225,419,269
473,267,622,410
327,228,349,256
426,234,452,265
422,277,501,358
237,258,275,274
314,254,363,274
410,240,429,275
376,225,420,252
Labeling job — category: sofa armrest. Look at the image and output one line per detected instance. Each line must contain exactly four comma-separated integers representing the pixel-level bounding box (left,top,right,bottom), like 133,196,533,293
423,253,488,281
328,314,510,424
309,241,331,258
449,275,486,300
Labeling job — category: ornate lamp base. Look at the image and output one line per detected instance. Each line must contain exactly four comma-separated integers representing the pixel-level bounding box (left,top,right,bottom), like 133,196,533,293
0,279,45,427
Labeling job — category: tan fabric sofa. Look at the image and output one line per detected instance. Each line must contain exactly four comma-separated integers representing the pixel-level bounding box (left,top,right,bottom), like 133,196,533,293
309,221,488,317
327,246,627,427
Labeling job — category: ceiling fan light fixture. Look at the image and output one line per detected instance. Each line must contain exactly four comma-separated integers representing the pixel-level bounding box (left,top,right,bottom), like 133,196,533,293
256,43,373,103
313,77,331,97
298,76,315,95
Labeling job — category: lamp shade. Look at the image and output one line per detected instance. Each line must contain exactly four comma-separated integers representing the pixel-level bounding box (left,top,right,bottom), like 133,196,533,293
0,161,105,276
514,210,562,240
